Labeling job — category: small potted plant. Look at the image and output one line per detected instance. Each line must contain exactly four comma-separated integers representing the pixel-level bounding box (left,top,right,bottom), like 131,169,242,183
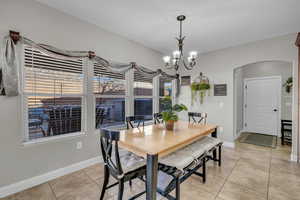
191,73,211,104
191,82,210,104
283,77,293,93
161,102,187,130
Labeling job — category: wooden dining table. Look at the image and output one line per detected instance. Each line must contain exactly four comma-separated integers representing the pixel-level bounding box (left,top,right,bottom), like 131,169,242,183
118,120,218,200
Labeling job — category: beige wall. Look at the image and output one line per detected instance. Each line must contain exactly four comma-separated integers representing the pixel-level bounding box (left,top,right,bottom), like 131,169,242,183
0,0,163,188
177,34,298,160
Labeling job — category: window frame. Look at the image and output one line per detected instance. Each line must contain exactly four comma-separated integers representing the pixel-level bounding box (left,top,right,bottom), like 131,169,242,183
133,69,154,118
93,62,127,129
21,46,88,143
158,76,173,112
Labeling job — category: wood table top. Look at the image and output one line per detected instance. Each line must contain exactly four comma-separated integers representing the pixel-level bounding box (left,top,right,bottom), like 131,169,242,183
118,121,218,158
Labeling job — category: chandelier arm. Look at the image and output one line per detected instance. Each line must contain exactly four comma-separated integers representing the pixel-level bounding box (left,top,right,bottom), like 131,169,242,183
181,58,193,70
165,64,176,70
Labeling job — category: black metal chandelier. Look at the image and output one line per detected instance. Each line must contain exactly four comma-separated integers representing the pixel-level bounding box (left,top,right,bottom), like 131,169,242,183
163,15,197,71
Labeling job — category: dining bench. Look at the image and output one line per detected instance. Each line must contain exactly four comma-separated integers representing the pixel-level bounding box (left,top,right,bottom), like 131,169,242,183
157,136,222,200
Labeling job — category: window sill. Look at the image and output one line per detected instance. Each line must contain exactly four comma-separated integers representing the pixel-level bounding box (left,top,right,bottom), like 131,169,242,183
22,132,86,147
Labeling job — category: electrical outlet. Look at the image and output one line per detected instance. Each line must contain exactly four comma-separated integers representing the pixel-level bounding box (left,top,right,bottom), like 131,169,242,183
76,141,82,149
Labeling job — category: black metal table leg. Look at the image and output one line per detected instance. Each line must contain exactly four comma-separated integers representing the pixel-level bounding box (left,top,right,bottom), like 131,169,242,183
211,128,217,138
212,128,217,161
146,154,158,200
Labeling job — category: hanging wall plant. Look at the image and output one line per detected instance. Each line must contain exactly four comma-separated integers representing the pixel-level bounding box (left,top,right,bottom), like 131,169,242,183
191,73,210,104
283,77,293,93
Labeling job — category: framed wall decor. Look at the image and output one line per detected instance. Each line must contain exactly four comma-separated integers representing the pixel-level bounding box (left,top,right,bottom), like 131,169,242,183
214,84,227,96
181,76,191,86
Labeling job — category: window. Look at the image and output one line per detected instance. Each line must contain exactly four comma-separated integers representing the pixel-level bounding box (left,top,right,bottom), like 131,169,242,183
133,70,153,118
94,63,125,128
159,77,172,112
24,46,84,141
133,70,153,96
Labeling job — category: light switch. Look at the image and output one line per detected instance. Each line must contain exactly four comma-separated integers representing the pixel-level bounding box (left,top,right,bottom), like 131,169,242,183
219,102,224,108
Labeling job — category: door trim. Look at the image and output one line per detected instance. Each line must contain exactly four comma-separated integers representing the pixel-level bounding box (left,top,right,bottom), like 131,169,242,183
243,76,282,136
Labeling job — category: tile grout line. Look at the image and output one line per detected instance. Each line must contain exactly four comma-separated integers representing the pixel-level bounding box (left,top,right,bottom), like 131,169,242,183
82,169,101,187
266,148,274,200
47,182,58,200
214,154,241,199
82,168,115,199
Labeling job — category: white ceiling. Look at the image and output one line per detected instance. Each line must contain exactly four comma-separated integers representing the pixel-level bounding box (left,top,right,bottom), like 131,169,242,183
36,0,300,55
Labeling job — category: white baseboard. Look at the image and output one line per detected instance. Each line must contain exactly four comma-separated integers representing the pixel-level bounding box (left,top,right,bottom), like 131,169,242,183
0,156,102,198
235,130,245,139
290,153,298,162
223,141,235,148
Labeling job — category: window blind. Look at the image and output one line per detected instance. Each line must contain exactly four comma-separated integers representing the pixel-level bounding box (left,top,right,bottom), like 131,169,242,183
93,63,125,95
134,70,153,83
134,70,153,96
24,46,84,140
24,47,83,95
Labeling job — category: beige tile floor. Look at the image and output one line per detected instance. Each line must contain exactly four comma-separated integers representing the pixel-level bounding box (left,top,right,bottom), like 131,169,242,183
1,140,299,200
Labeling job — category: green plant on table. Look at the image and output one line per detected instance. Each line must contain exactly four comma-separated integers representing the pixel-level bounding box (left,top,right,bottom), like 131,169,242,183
161,99,187,130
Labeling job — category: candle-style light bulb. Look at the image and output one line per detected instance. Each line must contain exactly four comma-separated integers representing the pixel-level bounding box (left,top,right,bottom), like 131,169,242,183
173,50,180,59
172,58,177,65
187,56,193,63
163,56,171,64
189,51,198,59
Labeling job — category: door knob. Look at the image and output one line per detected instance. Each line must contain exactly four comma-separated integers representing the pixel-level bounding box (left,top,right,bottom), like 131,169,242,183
273,109,278,112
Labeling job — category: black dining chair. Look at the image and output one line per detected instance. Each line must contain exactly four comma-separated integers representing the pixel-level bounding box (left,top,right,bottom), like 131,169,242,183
126,115,145,129
188,112,208,124
281,119,292,145
153,113,163,124
99,129,146,200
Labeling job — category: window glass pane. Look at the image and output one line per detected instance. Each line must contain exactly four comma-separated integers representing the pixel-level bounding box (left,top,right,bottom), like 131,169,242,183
134,71,153,96
95,98,125,128
94,63,125,95
24,46,84,141
28,96,82,140
134,98,153,119
159,97,172,112
159,78,172,97
134,81,153,96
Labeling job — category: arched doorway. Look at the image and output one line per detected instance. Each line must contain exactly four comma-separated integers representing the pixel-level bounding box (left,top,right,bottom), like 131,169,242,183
233,60,296,160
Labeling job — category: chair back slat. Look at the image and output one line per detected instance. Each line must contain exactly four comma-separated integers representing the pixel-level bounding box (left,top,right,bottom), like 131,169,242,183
126,115,145,129
153,113,163,124
188,112,207,124
100,129,123,177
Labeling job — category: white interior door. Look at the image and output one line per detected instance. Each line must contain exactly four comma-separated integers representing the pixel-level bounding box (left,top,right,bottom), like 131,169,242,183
244,77,281,136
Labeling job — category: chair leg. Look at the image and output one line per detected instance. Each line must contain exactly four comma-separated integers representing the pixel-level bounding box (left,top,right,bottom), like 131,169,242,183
129,179,132,187
118,179,124,200
202,158,206,183
175,177,180,200
281,129,284,145
100,166,110,200
218,145,222,167
213,148,217,161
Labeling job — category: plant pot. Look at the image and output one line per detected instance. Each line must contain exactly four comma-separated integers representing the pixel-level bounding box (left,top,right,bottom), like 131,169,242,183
165,120,175,130
286,85,291,93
